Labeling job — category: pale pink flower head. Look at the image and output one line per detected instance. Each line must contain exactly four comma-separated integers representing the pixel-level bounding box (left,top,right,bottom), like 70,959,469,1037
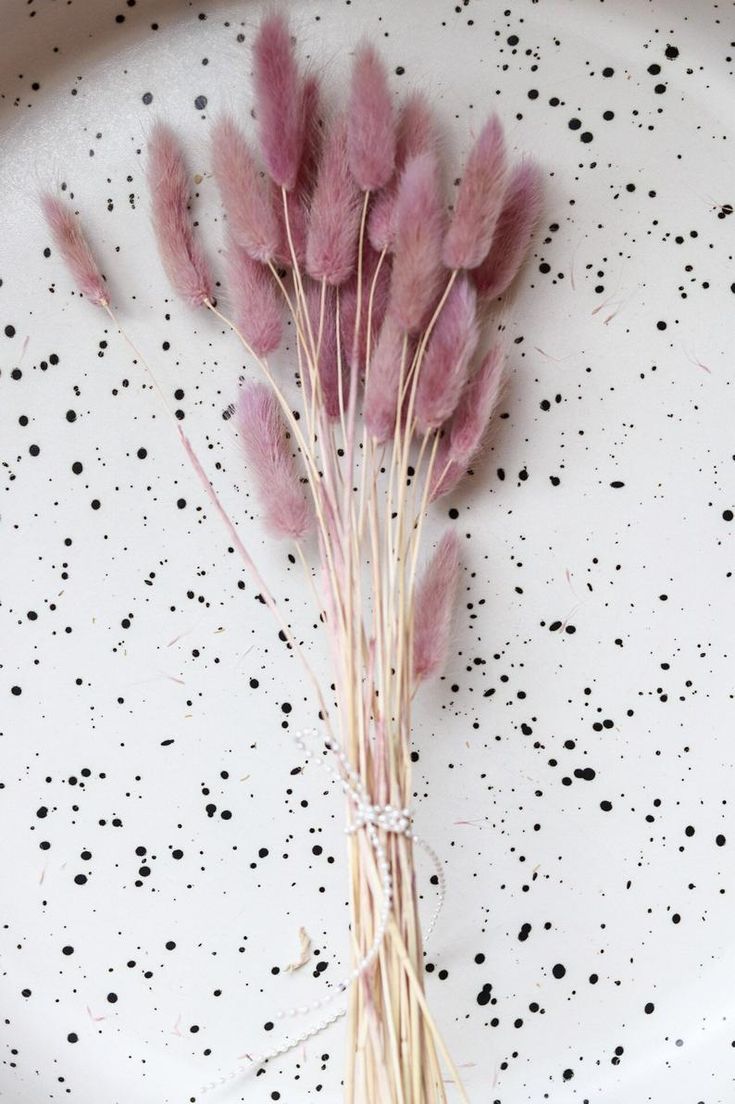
147,122,213,308
306,115,362,285
237,382,313,541
212,116,280,264
253,12,304,191
472,159,543,300
364,314,408,443
449,343,505,466
347,43,396,191
41,194,109,307
443,114,508,271
412,530,460,683
368,91,438,253
414,275,479,435
224,236,282,358
388,151,445,333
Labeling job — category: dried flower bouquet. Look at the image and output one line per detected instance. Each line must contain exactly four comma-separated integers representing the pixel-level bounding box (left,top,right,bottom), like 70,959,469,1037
43,13,542,1102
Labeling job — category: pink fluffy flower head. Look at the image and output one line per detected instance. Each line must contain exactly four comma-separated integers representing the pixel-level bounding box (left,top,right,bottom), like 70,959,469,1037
363,314,408,443
41,194,109,306
449,343,505,466
238,382,313,541
389,151,445,333
368,91,438,253
412,530,460,683
212,116,280,264
443,114,508,271
147,122,213,307
347,43,396,191
253,12,304,191
414,275,479,434
472,159,543,300
306,115,362,285
225,236,282,357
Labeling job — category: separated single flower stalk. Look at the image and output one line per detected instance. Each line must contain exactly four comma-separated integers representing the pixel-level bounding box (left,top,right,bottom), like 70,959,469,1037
42,13,542,1102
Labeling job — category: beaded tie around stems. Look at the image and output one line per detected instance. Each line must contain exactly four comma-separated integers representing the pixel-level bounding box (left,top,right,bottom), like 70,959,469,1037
197,727,446,1096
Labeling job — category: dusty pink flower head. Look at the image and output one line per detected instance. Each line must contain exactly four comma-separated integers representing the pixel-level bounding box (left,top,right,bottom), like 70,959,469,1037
414,275,478,434
238,382,313,541
368,91,438,253
275,74,323,266
443,114,508,271
347,43,396,191
412,530,460,683
212,116,280,264
389,151,445,333
253,12,304,191
147,122,213,307
364,314,408,442
41,194,109,306
306,115,362,285
472,159,543,300
225,236,282,357
449,343,505,466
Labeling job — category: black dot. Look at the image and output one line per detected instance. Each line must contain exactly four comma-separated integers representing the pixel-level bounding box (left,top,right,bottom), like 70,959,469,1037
580,131,593,143
644,1001,655,1014
552,963,566,979
67,1032,78,1043
602,66,614,77
568,118,581,130
137,447,147,459
395,66,405,76
72,461,83,475
657,320,667,330
723,510,733,522
74,873,88,885
142,92,153,105
716,834,726,847
29,444,40,457
665,45,679,59
107,992,118,1003
66,409,77,422
91,499,101,510
62,945,74,955
648,63,661,75
194,94,208,110
527,89,539,100
5,324,16,338
11,685,22,696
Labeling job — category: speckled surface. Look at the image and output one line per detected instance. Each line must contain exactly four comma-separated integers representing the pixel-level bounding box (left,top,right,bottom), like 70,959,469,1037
1,1,734,1102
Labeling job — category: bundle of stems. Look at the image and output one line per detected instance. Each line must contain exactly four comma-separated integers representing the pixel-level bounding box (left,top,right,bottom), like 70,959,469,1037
42,14,542,1102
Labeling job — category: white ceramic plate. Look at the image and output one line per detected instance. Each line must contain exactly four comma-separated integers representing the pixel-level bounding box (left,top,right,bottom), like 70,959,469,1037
2,1,733,1102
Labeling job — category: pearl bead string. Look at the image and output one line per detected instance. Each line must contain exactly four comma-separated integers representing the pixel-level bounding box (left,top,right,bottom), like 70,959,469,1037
197,727,445,1097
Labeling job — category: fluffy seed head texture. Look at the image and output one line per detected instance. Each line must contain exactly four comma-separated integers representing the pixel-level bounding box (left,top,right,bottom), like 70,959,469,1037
147,122,213,307
237,382,313,541
449,343,505,466
41,194,109,306
253,12,304,190
472,159,543,300
389,151,445,333
212,116,281,263
412,530,460,683
363,314,407,443
347,43,396,191
443,114,508,271
306,115,362,285
368,91,438,253
224,236,282,357
414,275,479,434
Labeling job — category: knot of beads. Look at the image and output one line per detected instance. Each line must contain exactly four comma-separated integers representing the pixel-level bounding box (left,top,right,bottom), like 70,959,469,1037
348,801,412,836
